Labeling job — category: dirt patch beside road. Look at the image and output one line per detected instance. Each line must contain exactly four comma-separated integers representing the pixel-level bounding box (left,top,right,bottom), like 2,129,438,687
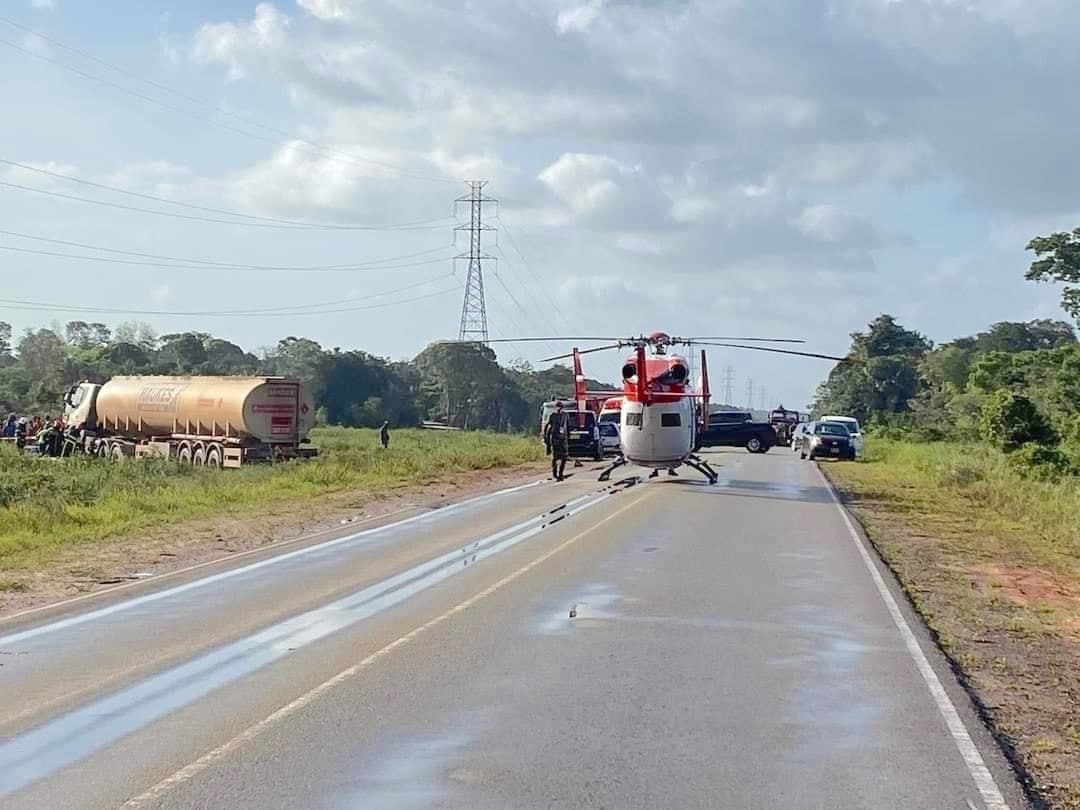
824,458,1080,809
0,461,550,619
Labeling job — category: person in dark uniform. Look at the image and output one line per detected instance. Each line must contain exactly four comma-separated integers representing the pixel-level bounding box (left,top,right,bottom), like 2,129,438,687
379,421,390,449
544,402,570,481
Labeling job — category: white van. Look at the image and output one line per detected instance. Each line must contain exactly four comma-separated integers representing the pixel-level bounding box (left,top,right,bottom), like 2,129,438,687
820,416,863,457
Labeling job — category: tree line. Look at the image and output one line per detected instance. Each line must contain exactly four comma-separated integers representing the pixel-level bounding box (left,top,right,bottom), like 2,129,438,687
0,321,613,433
813,223,1080,476
813,315,1079,476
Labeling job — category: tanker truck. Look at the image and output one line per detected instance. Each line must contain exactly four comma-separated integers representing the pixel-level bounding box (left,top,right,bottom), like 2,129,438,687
63,376,318,467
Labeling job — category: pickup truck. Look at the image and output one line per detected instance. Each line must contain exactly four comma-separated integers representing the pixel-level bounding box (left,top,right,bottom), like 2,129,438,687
697,414,777,453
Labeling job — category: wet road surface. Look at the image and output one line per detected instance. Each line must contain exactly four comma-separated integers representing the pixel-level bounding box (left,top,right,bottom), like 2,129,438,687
0,450,1027,809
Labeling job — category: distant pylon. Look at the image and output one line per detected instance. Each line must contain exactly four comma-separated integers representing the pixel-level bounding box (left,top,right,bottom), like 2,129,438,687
746,378,754,409
722,365,735,406
455,180,497,343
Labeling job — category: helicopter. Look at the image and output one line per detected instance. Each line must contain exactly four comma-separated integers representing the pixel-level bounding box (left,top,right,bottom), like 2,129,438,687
483,331,850,484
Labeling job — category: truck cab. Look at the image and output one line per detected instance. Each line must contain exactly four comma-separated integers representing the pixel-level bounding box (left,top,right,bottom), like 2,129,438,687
63,382,101,431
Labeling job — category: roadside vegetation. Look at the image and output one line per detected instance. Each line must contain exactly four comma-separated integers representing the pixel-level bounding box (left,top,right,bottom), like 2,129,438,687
0,427,543,574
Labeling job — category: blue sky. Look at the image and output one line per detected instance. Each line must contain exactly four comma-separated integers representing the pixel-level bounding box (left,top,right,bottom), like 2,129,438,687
2,0,1076,409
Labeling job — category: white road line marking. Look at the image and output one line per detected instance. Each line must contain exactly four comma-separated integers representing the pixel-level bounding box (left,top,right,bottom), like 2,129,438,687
816,465,1009,810
0,480,545,645
121,488,655,808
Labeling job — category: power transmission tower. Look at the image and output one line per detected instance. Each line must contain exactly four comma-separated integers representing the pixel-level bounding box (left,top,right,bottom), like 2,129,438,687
455,180,497,343
721,366,735,406
759,386,767,410
745,378,754,410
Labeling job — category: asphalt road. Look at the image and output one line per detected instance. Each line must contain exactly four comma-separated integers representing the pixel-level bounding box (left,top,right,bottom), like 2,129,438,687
0,449,1028,809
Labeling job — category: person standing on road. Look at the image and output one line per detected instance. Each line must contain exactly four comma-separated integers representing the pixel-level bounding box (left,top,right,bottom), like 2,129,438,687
544,402,570,481
379,420,390,449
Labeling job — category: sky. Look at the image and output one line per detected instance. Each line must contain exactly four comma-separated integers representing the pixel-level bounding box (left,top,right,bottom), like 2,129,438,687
2,0,1078,409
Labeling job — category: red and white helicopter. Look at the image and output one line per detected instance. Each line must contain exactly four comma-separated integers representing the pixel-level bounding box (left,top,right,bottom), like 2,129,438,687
490,331,849,484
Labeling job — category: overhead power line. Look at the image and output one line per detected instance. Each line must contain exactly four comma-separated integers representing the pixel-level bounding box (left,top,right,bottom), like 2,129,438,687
490,271,559,357
0,230,455,273
0,27,460,185
0,159,457,231
0,282,462,318
0,243,455,274
0,180,453,231
493,217,574,333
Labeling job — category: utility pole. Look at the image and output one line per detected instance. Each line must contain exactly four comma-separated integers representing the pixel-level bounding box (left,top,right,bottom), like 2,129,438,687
721,366,735,406
455,180,496,344
745,378,754,410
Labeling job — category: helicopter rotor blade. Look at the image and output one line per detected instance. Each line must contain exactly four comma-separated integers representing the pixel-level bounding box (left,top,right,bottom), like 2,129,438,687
692,342,852,362
682,336,806,344
468,336,626,344
539,343,623,363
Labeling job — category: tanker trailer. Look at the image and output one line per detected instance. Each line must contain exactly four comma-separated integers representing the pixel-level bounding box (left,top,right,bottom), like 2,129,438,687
63,376,318,467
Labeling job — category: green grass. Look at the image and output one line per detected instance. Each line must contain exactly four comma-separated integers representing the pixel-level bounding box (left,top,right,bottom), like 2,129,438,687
0,427,543,570
828,438,1080,569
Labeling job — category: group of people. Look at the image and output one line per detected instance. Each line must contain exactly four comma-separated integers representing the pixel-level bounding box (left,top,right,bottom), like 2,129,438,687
2,413,68,456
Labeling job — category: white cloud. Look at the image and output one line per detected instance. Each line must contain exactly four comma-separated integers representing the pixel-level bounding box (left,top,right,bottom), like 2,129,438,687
297,0,351,22
192,2,290,80
556,1,606,34
794,205,881,247
150,285,172,304
670,197,721,226
538,153,639,221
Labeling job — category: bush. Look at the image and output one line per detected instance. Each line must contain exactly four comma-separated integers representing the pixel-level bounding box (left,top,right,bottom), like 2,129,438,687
978,391,1057,452
1007,443,1076,481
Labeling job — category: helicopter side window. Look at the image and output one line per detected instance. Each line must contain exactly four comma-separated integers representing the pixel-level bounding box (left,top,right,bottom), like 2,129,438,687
625,412,642,427
661,413,681,427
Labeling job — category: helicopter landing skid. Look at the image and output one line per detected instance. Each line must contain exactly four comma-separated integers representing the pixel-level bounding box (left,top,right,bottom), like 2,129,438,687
597,456,628,482
685,454,719,485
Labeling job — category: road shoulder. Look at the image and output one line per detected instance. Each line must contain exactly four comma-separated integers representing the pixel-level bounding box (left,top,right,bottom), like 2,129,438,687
822,460,1078,809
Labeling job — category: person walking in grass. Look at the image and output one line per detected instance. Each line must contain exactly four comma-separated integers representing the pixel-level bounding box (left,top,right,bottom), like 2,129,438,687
379,420,390,449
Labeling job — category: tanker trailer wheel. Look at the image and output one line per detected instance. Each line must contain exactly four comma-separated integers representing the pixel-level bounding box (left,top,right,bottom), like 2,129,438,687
206,444,223,468
178,443,193,464
193,444,207,466
96,441,110,458
109,442,125,461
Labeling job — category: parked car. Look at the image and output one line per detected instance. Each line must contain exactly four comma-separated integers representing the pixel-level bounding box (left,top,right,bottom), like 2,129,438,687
567,411,604,461
820,415,864,457
790,422,812,451
598,421,621,455
798,421,856,461
698,413,777,453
